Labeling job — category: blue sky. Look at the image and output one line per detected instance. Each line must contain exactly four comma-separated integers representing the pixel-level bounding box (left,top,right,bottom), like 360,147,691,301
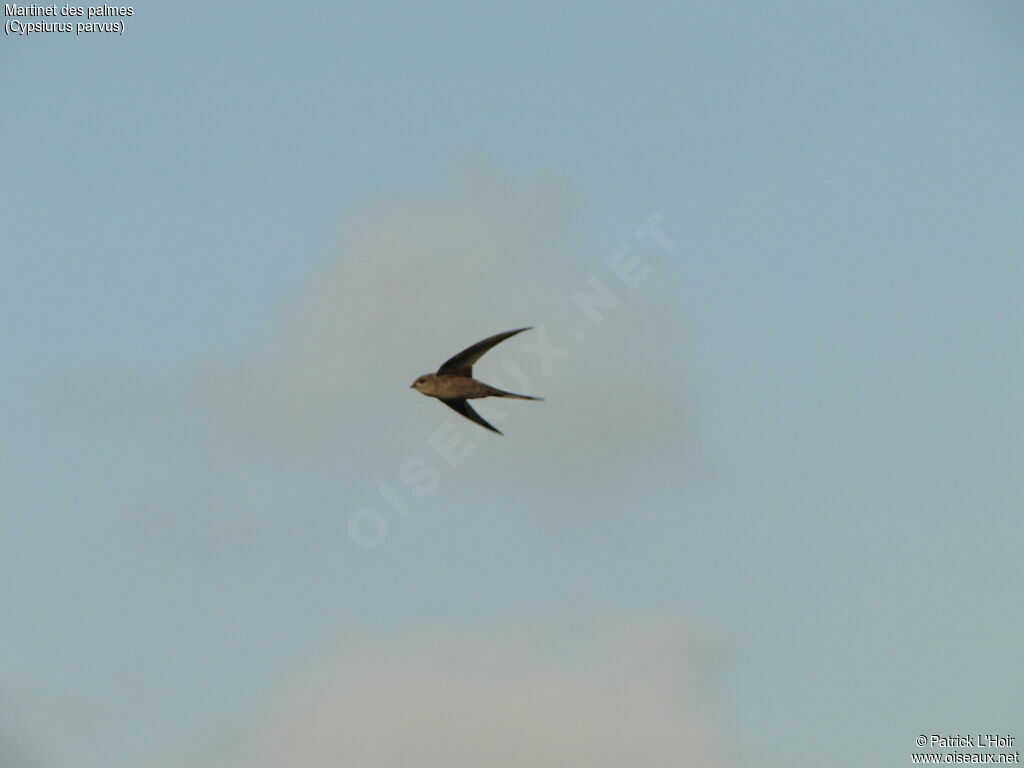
2,2,1022,766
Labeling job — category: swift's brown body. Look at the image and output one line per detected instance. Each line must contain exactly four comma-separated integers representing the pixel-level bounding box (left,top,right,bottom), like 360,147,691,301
413,373,535,401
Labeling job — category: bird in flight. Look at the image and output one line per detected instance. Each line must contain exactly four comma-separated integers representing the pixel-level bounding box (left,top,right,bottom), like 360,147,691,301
410,327,543,435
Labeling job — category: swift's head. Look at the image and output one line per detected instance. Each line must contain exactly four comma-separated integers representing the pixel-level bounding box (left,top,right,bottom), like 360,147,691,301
410,373,439,393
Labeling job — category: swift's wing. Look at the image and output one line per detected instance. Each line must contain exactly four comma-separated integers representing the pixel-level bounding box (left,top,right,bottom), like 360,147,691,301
439,398,502,435
436,328,531,377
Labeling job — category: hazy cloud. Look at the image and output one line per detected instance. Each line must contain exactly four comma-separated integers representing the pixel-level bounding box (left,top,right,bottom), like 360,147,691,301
243,616,728,768
205,162,688,489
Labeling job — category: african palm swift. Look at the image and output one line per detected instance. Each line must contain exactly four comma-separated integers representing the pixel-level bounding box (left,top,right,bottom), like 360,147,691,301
410,327,543,435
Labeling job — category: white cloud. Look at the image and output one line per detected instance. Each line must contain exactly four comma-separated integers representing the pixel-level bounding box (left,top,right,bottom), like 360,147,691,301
204,161,689,490
243,617,729,768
